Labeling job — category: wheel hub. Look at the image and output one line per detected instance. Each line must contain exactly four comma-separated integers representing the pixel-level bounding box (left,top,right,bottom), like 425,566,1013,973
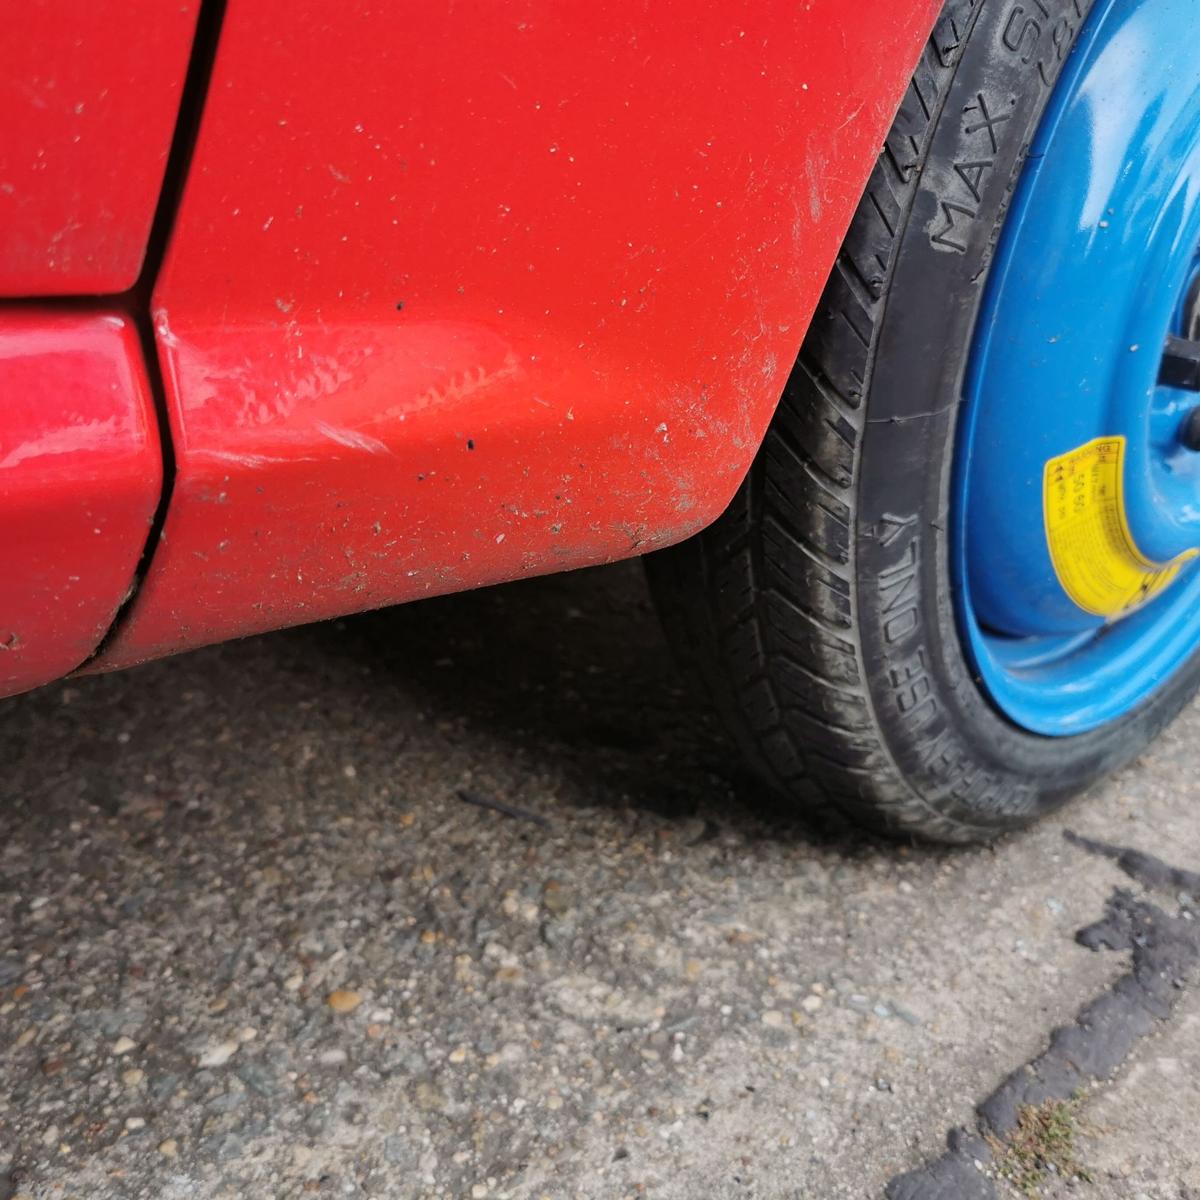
955,0,1200,734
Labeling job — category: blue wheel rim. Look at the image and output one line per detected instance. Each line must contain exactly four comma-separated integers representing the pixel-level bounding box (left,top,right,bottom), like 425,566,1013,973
955,0,1200,736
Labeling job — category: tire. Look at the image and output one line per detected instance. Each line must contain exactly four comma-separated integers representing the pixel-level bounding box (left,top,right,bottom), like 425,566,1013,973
646,0,1200,843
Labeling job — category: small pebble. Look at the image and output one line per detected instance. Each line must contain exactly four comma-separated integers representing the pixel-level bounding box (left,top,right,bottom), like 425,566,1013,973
197,1040,239,1068
327,989,363,1013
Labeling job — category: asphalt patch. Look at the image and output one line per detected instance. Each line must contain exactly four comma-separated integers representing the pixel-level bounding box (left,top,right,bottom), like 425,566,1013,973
885,831,1200,1200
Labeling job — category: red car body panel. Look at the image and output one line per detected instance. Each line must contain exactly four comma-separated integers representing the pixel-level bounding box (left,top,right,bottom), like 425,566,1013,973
94,0,939,670
0,0,198,295
0,311,162,695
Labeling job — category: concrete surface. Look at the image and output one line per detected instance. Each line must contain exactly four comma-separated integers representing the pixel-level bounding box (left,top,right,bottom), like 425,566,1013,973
1,561,1198,1200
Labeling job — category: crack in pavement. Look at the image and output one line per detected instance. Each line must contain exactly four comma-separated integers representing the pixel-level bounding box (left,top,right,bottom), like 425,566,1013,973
885,832,1200,1200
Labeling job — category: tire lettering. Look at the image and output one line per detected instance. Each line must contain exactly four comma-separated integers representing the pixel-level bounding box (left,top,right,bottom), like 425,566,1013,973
879,538,920,644
1000,0,1087,90
927,92,1015,254
915,726,1005,805
930,201,975,254
1001,5,1046,64
876,512,917,548
953,160,993,205
889,649,938,730
962,93,1013,154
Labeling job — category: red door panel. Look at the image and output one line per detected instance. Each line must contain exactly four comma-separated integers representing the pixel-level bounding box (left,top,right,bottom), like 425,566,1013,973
97,0,938,669
0,0,199,295
0,311,162,697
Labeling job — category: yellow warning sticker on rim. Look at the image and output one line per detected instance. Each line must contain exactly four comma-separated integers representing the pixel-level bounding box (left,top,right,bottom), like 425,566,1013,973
1044,436,1197,619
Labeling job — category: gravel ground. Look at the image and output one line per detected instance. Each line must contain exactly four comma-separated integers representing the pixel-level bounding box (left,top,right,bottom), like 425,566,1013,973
2,560,1198,1200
